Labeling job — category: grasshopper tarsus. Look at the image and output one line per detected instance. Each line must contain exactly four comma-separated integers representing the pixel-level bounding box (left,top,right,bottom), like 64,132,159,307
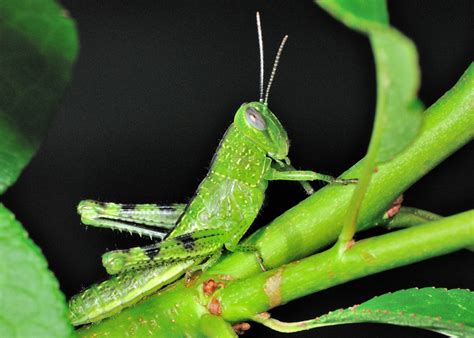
335,178,358,185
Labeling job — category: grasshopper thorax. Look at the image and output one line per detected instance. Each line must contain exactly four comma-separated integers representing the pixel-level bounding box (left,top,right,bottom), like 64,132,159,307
234,101,289,161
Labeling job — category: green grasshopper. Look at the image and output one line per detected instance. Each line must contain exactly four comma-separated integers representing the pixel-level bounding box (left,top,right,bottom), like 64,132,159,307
68,13,356,326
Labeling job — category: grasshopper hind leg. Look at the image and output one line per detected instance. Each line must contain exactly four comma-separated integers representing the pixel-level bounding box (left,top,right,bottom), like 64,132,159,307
101,229,226,275
78,200,186,239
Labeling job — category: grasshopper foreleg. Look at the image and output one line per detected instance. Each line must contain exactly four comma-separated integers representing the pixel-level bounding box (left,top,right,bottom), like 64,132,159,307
265,167,357,186
272,161,315,194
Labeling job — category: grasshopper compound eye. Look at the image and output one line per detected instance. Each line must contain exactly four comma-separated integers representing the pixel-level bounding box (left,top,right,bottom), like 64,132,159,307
245,107,267,130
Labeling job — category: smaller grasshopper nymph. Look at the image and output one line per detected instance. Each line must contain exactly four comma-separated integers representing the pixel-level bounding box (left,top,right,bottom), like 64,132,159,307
68,12,356,326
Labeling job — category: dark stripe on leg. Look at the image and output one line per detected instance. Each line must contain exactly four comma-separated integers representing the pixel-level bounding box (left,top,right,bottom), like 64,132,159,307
176,234,196,252
145,247,160,260
121,204,137,210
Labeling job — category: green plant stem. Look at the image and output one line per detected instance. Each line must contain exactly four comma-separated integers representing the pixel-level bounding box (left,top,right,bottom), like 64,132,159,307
382,207,441,229
77,64,473,337
252,288,473,336
209,63,474,278
336,35,388,249
199,315,236,338
217,210,474,321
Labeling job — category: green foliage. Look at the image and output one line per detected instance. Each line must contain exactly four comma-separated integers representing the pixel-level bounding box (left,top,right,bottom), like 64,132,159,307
317,0,423,154
0,0,470,336
218,210,474,322
0,0,78,336
316,0,423,245
0,204,74,337
318,0,389,28
255,288,474,336
371,30,422,162
382,207,442,229
78,1,472,336
0,0,78,194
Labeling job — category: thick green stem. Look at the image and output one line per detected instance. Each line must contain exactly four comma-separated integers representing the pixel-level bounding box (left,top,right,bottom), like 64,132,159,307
77,65,473,337
199,315,236,337
217,211,474,321
382,206,441,229
209,64,474,278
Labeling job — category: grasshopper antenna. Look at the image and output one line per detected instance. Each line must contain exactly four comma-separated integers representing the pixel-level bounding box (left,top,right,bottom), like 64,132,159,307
264,35,288,105
256,12,264,103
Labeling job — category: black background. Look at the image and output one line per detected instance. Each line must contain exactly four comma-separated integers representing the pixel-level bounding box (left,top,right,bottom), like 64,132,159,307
3,1,473,337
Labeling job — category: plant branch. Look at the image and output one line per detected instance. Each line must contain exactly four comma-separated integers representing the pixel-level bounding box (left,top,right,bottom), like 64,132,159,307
252,288,474,336
217,210,474,321
208,63,474,279
77,64,473,337
381,207,442,229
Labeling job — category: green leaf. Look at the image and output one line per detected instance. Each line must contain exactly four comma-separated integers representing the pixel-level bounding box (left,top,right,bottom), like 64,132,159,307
317,0,422,162
0,0,78,333
317,0,423,245
317,288,474,336
0,0,78,194
0,204,74,337
317,0,388,29
370,29,422,161
255,288,474,337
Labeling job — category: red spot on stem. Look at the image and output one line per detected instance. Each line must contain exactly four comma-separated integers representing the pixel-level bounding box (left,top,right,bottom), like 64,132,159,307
233,322,251,335
203,279,224,296
386,195,404,218
346,239,356,250
208,297,222,316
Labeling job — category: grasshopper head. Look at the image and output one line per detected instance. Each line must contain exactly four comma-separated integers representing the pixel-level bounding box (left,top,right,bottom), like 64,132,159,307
234,101,289,160
234,14,290,161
